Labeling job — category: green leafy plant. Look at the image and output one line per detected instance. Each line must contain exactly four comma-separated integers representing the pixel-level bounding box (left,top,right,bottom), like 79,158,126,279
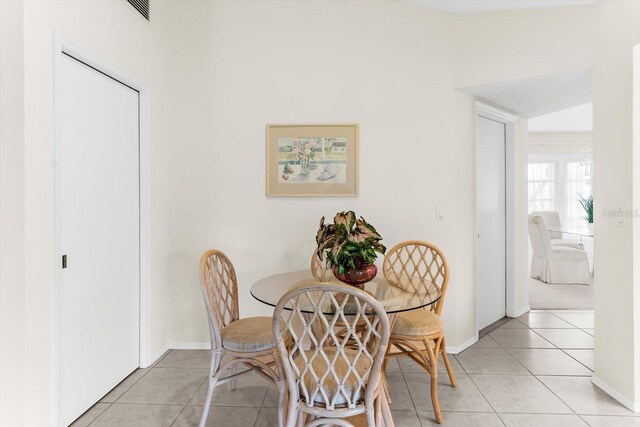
316,211,386,274
578,194,593,223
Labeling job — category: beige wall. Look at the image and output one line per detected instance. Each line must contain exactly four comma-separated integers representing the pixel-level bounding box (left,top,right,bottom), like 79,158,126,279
4,0,640,424
592,3,640,405
515,118,531,314
456,1,640,406
633,43,640,403
0,1,25,425
11,0,177,424
455,5,596,87
161,0,478,351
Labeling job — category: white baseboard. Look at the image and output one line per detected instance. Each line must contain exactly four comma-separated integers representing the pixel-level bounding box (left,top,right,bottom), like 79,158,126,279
446,334,478,354
145,343,210,367
592,376,640,413
507,305,530,318
170,342,211,350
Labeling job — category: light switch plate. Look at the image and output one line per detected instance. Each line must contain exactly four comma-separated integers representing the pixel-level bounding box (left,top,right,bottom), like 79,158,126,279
617,208,625,227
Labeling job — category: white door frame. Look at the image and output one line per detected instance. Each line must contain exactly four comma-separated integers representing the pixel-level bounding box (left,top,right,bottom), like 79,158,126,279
632,44,640,409
474,101,519,336
52,34,152,426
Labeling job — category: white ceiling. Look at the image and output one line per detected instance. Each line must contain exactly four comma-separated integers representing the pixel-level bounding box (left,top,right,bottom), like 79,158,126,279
403,0,598,13
529,102,593,132
458,69,592,118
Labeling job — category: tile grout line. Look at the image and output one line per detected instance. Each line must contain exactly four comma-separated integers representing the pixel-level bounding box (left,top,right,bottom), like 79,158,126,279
253,372,275,427
495,315,633,421
167,402,188,427
108,367,153,403
169,371,209,427
399,356,449,426
513,318,527,328
85,401,113,427
534,310,595,377
494,412,512,426
459,362,505,425
155,348,174,365
85,319,604,426
521,310,584,328
520,325,559,349
543,309,594,329
152,366,218,370
86,353,166,426
512,323,584,419
500,347,592,377
557,346,594,372
90,402,187,406
484,321,584,419
396,359,424,424
523,312,595,371
454,350,507,426
577,413,593,426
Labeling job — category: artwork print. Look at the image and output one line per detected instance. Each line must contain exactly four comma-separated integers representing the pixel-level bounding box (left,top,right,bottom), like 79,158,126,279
277,137,347,184
266,124,358,197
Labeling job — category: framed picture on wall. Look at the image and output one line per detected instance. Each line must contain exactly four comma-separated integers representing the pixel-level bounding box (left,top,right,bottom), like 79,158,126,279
266,124,359,197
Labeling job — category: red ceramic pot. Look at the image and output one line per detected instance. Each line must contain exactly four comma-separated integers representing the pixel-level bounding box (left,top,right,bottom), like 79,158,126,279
332,263,377,289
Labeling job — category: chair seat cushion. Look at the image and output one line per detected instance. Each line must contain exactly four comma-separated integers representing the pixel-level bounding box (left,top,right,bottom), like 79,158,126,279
221,316,276,353
549,246,588,260
293,347,371,408
392,309,442,337
551,239,583,250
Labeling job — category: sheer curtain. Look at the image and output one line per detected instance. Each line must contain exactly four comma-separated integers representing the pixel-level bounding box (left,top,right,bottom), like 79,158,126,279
528,162,557,212
565,160,592,229
528,155,592,229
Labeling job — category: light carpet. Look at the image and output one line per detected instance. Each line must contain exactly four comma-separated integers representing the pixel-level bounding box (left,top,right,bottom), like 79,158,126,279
528,276,593,310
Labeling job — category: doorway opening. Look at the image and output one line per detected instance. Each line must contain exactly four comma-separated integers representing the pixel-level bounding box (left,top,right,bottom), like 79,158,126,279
464,69,594,349
527,105,594,310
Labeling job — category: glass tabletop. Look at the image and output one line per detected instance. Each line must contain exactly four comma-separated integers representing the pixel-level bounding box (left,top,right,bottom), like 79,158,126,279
547,226,594,238
250,270,441,314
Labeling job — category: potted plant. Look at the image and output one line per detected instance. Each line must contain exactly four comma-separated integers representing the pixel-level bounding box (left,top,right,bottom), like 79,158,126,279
315,211,386,288
579,194,593,232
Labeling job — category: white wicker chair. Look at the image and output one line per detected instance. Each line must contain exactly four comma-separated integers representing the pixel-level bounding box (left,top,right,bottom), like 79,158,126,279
273,283,391,427
199,250,283,427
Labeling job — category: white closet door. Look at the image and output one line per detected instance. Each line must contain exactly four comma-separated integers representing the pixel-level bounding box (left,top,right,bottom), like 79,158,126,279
476,116,507,330
58,53,140,426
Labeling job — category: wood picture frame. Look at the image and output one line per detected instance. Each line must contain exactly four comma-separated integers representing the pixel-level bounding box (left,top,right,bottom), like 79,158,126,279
266,124,359,197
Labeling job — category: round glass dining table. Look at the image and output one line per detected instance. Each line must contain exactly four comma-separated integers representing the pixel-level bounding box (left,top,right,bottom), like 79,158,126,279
251,270,440,427
250,270,442,314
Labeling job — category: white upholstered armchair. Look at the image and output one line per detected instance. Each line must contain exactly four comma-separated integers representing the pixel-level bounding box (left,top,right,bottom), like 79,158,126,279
528,215,591,285
530,210,583,250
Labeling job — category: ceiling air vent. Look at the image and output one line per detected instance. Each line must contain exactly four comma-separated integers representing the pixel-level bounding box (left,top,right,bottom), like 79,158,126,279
127,0,149,21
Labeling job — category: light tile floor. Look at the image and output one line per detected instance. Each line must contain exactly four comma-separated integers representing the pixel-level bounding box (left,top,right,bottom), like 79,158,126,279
72,310,640,426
